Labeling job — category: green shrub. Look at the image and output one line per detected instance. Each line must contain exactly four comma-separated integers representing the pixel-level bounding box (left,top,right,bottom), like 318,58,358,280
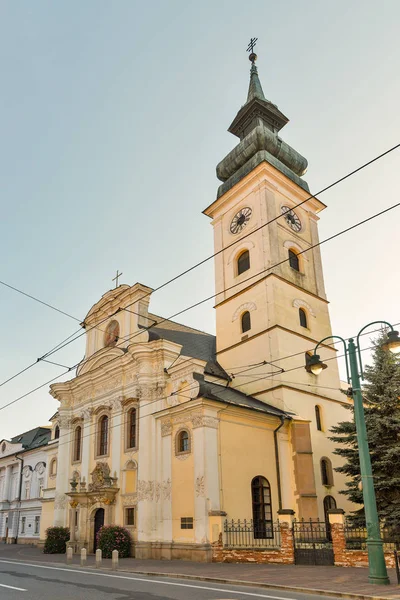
97,525,131,558
43,526,70,554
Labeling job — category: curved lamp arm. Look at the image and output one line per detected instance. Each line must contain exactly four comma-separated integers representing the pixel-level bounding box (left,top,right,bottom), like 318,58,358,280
356,320,395,378
313,335,350,383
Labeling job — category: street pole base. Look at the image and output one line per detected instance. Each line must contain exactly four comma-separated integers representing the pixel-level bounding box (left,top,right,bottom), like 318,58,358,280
368,575,390,585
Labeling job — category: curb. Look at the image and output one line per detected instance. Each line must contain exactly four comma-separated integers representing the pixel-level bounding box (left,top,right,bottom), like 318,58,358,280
0,556,398,600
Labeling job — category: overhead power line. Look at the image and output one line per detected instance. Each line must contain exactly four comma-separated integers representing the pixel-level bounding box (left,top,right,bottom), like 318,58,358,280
0,143,397,360
0,197,399,415
0,145,398,404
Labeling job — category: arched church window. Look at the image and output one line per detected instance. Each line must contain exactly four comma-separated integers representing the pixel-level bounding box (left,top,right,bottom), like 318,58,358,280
176,430,190,454
54,426,60,440
299,308,308,328
98,415,109,456
288,249,300,272
251,476,273,539
321,458,334,486
315,405,322,431
237,250,250,275
241,311,251,333
50,458,57,476
127,408,137,449
73,426,82,462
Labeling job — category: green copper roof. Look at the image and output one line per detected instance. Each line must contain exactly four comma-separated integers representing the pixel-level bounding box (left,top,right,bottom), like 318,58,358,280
247,63,267,102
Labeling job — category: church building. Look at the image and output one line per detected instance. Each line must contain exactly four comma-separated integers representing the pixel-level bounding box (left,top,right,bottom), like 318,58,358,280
40,50,354,561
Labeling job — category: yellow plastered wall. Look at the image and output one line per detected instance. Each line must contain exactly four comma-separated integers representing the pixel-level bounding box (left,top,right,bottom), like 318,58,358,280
171,428,195,542
218,411,279,521
40,501,54,539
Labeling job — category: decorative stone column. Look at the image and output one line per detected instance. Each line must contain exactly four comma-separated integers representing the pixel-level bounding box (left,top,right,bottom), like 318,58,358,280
80,409,93,486
161,420,172,550
3,465,12,501
54,416,71,526
277,509,295,564
192,411,219,561
111,399,122,522
328,509,346,566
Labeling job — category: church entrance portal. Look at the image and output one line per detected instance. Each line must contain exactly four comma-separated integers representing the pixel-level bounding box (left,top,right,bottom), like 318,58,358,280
93,508,105,552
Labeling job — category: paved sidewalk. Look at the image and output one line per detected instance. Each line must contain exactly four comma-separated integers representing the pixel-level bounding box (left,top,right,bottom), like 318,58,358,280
0,543,399,599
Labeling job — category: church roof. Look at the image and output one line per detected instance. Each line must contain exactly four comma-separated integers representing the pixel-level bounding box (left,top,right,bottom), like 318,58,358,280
146,315,231,381
7,426,51,451
193,373,290,418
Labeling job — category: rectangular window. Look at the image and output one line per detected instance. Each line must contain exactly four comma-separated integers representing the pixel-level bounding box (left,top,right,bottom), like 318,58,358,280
21,517,26,534
125,507,135,526
180,517,193,529
34,516,40,534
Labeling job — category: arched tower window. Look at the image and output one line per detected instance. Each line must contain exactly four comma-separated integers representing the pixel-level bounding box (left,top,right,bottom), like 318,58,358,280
299,308,307,328
288,249,300,272
241,311,251,333
320,458,334,486
54,426,60,440
251,476,273,539
176,430,190,454
98,415,109,456
127,408,137,449
237,250,250,275
315,405,322,431
73,426,82,462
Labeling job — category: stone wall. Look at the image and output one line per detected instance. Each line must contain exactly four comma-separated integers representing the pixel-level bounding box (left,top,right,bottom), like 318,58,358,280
330,522,396,569
212,521,294,564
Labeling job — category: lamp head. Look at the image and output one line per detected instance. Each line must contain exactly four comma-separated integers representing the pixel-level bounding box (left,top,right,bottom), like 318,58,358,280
306,354,328,376
382,330,400,355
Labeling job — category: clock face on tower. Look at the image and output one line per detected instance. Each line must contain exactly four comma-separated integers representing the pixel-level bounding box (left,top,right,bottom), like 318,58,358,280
281,206,302,232
230,207,252,234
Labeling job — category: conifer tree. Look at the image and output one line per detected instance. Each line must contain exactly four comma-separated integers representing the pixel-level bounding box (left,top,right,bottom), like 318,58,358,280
329,334,400,525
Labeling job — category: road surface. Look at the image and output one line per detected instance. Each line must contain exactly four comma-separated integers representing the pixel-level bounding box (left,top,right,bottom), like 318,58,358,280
0,558,344,600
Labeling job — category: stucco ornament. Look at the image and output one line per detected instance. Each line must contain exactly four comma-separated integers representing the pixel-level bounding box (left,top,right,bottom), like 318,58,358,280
121,494,137,506
54,492,68,509
195,475,205,497
36,463,45,475
161,420,172,437
137,480,155,502
89,462,112,491
191,414,218,429
163,479,172,501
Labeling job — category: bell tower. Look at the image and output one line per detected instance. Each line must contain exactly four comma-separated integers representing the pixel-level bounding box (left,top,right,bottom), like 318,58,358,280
203,46,344,413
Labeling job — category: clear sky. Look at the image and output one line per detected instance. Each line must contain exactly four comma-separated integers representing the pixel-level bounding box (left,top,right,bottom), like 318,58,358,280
0,1,399,440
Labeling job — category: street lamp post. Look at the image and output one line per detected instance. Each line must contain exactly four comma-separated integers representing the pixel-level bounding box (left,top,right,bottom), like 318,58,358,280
306,321,400,586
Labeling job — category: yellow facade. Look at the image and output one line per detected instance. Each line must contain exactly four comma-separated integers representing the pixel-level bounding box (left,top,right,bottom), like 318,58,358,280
37,55,358,560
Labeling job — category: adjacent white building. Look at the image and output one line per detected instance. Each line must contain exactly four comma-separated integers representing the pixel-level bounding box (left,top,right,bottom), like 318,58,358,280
0,427,51,544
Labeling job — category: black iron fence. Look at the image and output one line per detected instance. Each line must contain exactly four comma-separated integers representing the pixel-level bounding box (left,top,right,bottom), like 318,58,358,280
223,519,281,548
344,520,400,551
292,519,334,565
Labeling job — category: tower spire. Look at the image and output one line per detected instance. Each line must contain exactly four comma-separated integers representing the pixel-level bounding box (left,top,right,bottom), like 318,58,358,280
246,38,266,102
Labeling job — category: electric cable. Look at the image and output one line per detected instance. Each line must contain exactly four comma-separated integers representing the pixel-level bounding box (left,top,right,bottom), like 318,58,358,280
0,143,398,391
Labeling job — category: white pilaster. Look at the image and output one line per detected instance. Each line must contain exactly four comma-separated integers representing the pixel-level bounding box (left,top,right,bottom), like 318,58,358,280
81,411,92,485
161,423,172,542
192,412,219,544
54,417,71,526
111,400,122,517
3,465,12,501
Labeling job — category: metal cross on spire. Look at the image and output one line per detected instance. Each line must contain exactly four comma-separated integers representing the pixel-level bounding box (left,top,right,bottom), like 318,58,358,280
247,37,258,63
112,270,123,288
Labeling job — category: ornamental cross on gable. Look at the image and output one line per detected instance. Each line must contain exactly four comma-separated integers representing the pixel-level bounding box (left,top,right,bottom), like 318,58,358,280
112,270,123,288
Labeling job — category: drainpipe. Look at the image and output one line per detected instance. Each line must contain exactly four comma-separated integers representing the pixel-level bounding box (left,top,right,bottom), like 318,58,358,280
14,454,24,544
273,416,285,511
